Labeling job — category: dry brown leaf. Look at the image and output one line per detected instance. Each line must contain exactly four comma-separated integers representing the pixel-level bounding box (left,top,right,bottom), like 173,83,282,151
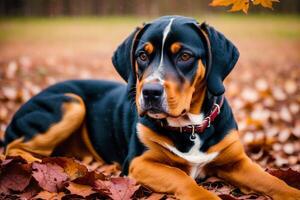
66,182,96,197
42,157,88,181
94,177,140,200
32,162,68,193
33,191,65,200
5,61,18,79
0,163,32,193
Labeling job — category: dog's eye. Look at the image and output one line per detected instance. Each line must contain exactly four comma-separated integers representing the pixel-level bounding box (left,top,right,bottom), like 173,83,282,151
138,52,148,62
179,52,192,61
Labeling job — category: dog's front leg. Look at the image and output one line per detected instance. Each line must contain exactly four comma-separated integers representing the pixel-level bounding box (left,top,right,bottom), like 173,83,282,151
213,140,300,200
129,151,220,200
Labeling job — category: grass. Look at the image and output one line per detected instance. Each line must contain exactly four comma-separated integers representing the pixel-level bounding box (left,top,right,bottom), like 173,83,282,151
0,14,299,45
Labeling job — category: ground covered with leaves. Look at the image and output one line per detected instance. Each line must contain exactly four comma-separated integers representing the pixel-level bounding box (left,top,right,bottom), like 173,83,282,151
0,16,299,199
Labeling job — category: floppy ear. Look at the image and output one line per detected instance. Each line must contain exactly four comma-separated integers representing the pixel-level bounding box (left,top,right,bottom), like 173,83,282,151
112,27,140,81
112,24,149,82
199,23,239,96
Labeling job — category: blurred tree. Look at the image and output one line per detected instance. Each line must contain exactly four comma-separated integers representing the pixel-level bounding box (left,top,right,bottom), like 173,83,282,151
0,0,299,16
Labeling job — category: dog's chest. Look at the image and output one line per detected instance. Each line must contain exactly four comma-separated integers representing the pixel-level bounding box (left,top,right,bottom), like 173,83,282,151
165,135,218,179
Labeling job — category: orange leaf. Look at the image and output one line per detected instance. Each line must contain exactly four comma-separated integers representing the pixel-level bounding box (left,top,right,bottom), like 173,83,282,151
229,0,249,14
41,157,88,181
94,177,140,200
66,182,96,197
33,191,65,200
210,0,249,14
210,0,237,6
252,0,279,9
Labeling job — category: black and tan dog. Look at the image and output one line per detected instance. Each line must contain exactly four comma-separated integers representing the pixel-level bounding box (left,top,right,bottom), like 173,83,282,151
3,16,300,200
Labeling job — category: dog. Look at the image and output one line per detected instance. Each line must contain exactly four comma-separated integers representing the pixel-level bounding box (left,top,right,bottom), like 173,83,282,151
3,16,300,200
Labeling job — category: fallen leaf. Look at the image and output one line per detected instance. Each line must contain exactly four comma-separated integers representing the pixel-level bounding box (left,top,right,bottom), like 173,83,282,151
42,157,88,181
73,171,105,186
2,86,18,101
32,162,68,192
33,190,65,200
0,162,32,193
94,177,140,200
19,182,41,200
5,61,18,79
66,182,96,197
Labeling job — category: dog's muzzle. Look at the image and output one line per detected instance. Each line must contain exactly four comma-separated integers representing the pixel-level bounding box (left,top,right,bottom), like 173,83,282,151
140,83,167,117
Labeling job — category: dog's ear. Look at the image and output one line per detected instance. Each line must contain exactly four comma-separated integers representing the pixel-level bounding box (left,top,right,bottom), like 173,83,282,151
112,28,139,81
199,23,239,96
112,24,149,82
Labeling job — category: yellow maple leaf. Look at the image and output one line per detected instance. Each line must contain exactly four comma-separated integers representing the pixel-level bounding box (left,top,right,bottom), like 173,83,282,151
210,0,279,13
252,0,280,9
209,0,237,6
210,0,249,14
229,0,249,13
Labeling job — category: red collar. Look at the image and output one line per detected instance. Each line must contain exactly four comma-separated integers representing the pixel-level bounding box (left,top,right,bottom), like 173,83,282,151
158,95,224,139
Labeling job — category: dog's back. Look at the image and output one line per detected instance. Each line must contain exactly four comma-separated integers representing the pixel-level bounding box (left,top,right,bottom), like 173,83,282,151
3,80,142,166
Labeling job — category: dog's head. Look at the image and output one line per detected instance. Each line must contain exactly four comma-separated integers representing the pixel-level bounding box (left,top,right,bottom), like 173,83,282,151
112,16,239,119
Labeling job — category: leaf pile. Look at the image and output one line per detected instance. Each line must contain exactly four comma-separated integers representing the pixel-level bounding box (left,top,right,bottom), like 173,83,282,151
210,0,280,13
1,156,300,200
226,60,300,171
0,156,143,200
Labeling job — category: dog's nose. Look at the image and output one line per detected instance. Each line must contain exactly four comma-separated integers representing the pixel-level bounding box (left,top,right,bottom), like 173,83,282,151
142,83,164,102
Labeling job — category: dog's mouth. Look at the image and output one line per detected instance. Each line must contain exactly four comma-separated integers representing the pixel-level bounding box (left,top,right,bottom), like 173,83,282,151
140,106,187,119
140,107,167,119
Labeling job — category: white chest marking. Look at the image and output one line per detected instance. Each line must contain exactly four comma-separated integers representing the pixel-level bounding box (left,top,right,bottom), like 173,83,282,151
166,113,204,127
164,135,218,178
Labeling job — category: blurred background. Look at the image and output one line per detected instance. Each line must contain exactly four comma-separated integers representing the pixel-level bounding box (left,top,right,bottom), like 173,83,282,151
0,0,299,170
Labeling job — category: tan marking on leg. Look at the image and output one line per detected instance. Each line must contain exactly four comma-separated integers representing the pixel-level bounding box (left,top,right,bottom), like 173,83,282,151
129,151,220,200
81,123,105,164
216,155,300,199
5,93,85,162
208,131,300,199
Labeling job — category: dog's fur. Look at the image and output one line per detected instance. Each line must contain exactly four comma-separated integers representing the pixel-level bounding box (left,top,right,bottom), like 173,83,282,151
3,16,300,200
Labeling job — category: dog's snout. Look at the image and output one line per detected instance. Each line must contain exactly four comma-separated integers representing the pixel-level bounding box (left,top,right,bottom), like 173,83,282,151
142,83,164,102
